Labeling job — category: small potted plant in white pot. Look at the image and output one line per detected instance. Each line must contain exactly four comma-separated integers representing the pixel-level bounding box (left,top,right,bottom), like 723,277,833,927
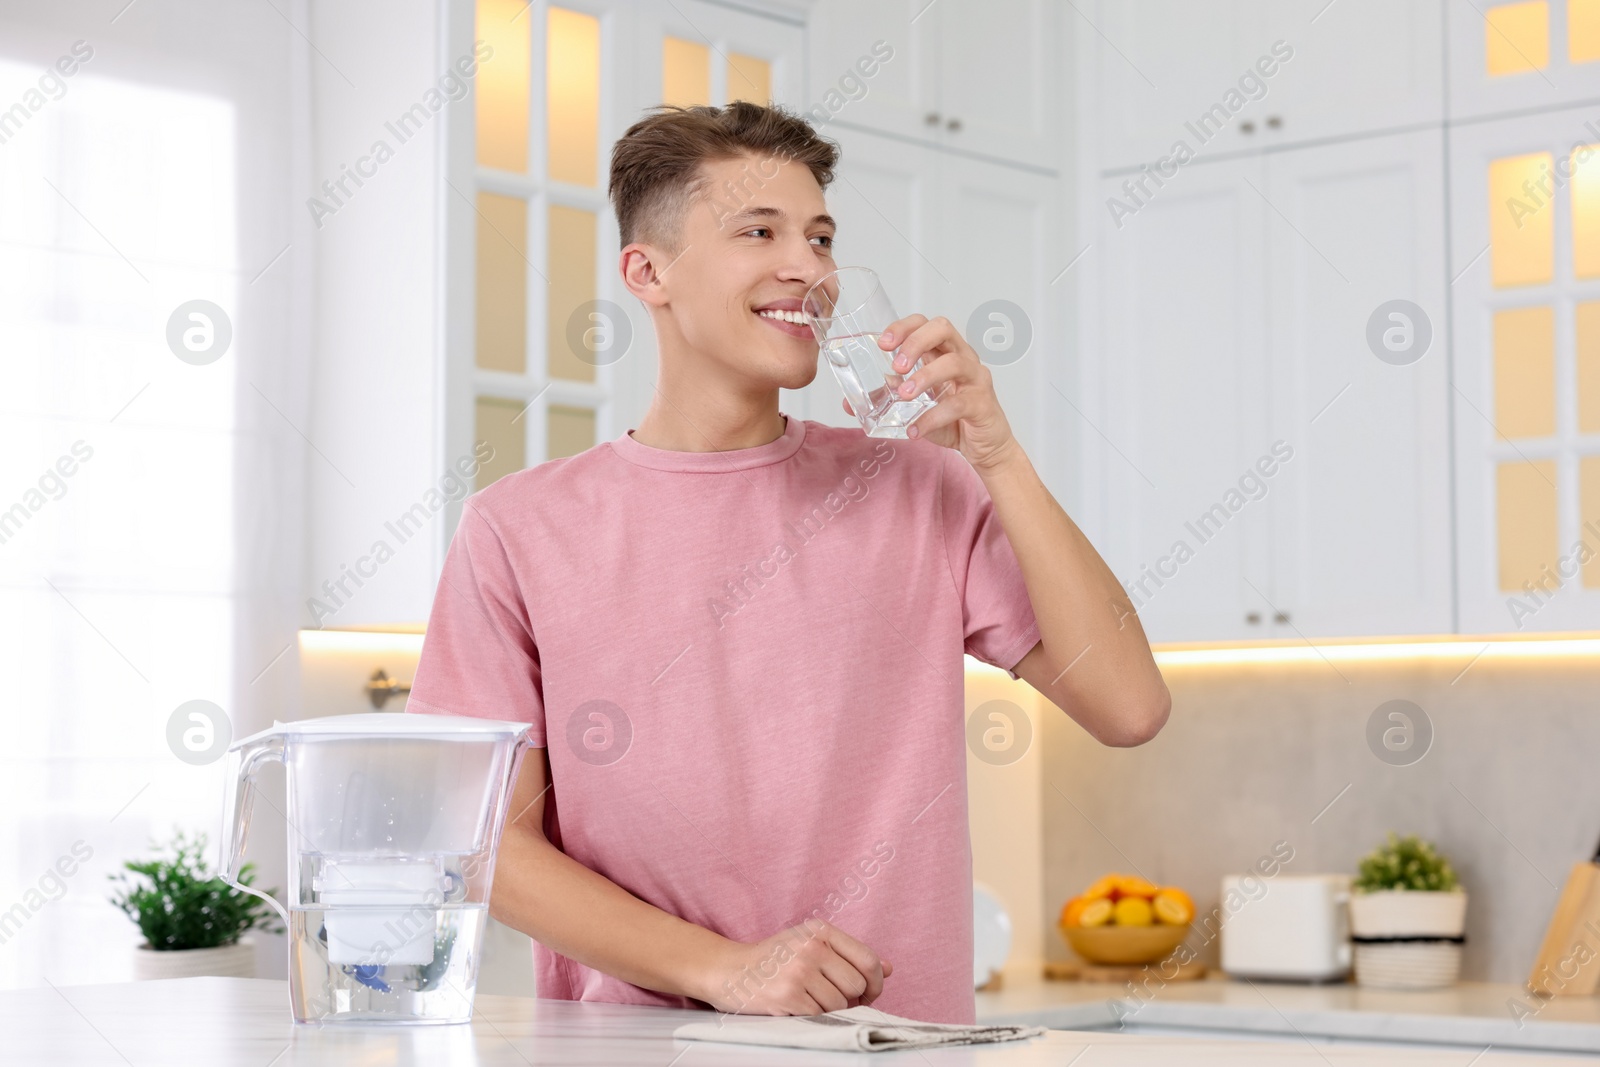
109,830,283,980
1349,832,1466,989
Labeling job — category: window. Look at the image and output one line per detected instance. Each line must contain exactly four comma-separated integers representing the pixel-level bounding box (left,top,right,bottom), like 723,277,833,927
0,61,240,987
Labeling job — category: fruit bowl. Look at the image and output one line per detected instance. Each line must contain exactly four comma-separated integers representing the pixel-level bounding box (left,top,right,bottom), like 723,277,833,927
1059,921,1190,965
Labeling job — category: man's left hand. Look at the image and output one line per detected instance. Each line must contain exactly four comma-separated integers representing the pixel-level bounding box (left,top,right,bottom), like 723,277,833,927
842,314,1018,471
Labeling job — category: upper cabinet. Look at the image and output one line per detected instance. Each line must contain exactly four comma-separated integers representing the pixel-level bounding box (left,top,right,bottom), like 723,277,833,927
1448,0,1600,120
1449,106,1600,632
806,0,1062,170
1263,131,1453,639
1090,0,1443,172
1081,2,1456,642
1088,154,1273,642
1088,132,1454,644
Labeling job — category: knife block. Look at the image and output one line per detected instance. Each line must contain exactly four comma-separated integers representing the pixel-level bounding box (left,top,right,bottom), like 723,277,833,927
1528,860,1600,995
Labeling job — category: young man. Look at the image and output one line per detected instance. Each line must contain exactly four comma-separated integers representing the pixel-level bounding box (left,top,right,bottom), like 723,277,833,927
408,102,1169,1024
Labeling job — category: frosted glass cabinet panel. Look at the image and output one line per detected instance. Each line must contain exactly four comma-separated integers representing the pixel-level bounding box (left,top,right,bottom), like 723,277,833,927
1451,108,1600,630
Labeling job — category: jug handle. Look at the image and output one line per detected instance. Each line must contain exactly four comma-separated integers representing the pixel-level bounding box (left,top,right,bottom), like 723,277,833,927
218,731,291,926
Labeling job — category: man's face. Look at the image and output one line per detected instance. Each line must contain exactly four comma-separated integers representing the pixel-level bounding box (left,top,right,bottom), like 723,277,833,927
657,153,837,391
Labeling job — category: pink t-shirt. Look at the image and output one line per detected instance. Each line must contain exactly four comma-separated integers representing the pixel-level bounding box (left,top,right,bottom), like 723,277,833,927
407,413,1040,1024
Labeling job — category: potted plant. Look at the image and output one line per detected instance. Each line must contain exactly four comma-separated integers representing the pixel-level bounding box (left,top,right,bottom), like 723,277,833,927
109,830,283,980
1348,832,1467,989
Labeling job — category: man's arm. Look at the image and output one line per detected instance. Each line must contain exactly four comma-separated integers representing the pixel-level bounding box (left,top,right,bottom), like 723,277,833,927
489,746,893,1013
976,449,1170,747
872,314,1171,747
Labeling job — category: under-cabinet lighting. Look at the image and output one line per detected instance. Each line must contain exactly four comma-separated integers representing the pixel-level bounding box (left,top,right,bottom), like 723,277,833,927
1152,633,1600,667
298,628,426,656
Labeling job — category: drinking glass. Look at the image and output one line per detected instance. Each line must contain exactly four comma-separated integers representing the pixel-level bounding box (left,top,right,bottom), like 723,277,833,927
803,266,938,438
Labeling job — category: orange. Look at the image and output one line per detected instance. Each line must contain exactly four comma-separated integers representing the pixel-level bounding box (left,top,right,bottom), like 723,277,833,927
1082,874,1121,901
1060,896,1090,928
1078,898,1114,927
1114,875,1161,899
1113,896,1154,926
1153,888,1195,925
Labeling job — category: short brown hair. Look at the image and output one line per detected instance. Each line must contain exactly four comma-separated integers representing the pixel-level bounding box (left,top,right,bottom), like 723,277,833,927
608,101,839,251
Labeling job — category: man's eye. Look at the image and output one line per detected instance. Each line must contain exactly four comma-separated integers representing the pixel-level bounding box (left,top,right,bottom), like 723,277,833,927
812,234,834,249
747,227,770,238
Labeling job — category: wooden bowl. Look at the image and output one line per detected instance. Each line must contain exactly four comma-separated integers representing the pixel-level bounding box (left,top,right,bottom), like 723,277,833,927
1059,922,1190,965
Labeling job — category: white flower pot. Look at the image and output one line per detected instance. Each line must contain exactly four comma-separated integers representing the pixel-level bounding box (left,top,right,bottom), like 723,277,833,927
133,937,256,981
1348,891,1466,990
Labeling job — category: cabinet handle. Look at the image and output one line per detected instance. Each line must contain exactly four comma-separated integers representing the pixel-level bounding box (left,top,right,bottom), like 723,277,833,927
925,111,941,126
1266,115,1282,129
1274,611,1290,624
1246,612,1262,624
1240,120,1256,134
946,117,962,132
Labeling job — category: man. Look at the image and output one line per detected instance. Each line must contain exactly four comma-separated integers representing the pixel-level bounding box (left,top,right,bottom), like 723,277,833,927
408,101,1170,1024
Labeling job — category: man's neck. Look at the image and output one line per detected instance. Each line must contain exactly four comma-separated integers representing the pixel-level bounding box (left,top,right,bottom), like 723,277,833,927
629,378,786,453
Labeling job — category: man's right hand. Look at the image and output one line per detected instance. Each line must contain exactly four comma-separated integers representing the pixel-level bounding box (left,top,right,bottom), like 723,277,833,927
699,920,893,1016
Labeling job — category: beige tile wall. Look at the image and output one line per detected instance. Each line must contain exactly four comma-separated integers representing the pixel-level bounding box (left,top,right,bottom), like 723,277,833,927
1037,650,1600,983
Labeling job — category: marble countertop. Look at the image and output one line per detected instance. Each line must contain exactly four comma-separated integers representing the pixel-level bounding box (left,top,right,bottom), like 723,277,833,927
976,971,1600,1054
6,976,1600,1066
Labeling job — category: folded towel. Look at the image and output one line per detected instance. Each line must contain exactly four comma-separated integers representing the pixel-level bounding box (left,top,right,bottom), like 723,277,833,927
673,1004,1047,1052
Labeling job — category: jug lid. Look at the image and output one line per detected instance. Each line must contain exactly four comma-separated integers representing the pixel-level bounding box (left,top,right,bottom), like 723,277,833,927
230,712,532,749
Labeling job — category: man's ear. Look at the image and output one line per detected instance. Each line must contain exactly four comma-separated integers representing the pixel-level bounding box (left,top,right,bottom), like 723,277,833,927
620,242,673,308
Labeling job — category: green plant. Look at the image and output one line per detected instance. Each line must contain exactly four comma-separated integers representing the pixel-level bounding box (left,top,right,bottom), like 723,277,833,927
1353,832,1460,893
109,830,283,950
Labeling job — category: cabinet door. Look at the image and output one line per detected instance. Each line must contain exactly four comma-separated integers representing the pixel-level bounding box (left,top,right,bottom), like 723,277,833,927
933,0,1062,169
805,0,939,143
1260,0,1443,146
1091,0,1268,172
1093,157,1272,642
1450,108,1600,633
1448,0,1600,121
1263,130,1454,638
936,154,1060,461
792,127,945,428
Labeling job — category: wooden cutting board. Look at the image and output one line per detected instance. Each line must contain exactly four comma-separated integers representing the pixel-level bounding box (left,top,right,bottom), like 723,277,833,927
1045,959,1207,983
1529,852,1600,995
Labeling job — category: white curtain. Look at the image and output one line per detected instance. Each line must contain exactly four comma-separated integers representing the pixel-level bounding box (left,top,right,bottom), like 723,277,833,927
0,0,309,986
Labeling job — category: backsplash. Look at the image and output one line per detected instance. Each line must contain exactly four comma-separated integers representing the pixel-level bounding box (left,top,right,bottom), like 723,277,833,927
1041,648,1600,985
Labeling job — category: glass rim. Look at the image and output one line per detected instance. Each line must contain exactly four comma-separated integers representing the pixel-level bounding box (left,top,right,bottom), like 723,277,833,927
803,265,884,323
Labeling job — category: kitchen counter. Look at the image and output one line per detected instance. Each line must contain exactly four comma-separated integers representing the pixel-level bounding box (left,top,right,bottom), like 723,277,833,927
6,977,1600,1066
977,971,1600,1054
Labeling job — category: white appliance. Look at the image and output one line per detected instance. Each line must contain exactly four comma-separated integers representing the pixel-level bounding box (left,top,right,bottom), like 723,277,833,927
1219,874,1352,981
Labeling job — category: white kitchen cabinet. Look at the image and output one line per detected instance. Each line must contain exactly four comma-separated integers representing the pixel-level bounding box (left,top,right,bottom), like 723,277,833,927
1090,0,1267,174
1088,132,1454,642
1089,0,1442,173
931,0,1061,168
1261,0,1443,146
1447,0,1600,122
791,126,1059,458
1263,130,1454,638
804,0,939,146
1090,156,1272,642
1449,106,1600,633
806,0,1061,170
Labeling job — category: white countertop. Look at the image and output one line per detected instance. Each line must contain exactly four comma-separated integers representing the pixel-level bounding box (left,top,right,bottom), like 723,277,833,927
976,972,1600,1054
6,977,1600,1065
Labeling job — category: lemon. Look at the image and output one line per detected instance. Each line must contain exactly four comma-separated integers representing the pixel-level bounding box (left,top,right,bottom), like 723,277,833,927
1153,888,1195,925
1112,896,1154,926
1079,898,1114,927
